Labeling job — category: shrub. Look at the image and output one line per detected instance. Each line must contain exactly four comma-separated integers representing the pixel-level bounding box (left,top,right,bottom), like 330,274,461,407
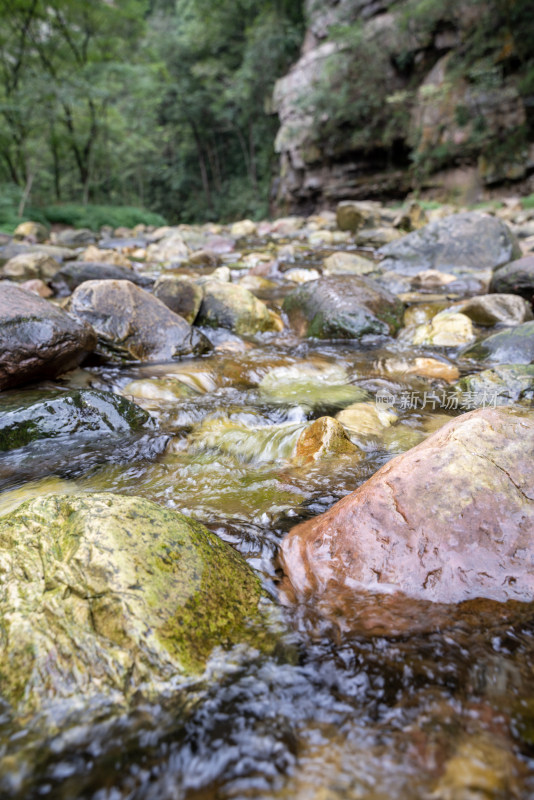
42,204,167,231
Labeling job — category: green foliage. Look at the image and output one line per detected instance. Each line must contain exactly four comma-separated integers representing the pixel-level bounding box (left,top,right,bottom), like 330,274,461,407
0,184,48,233
521,195,534,210
0,0,303,223
42,204,167,231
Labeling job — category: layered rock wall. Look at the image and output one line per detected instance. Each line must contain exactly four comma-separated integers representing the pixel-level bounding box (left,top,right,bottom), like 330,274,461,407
273,0,534,211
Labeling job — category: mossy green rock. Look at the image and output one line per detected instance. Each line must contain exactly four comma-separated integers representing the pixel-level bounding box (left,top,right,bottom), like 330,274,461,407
197,280,281,335
461,321,534,364
0,389,152,452
282,275,404,339
454,365,534,407
0,493,267,712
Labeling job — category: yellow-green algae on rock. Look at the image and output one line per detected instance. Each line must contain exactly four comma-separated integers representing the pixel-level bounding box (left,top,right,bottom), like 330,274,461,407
0,493,271,713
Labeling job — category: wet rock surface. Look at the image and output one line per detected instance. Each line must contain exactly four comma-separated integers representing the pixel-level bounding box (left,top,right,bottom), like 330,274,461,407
0,283,96,390
489,255,534,303
462,320,534,363
0,493,270,713
0,389,153,451
280,406,534,630
2,206,534,800
67,279,211,361
283,275,404,339
51,260,153,295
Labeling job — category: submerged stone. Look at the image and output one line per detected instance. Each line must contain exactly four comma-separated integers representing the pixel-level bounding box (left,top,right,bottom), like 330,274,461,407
259,363,366,411
0,493,269,712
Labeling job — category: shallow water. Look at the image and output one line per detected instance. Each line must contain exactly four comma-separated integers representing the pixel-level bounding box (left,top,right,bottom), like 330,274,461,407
1,235,534,799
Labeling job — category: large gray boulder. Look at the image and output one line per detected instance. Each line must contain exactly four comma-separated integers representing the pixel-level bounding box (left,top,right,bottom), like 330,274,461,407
0,283,96,390
282,275,404,339
67,280,210,362
378,213,521,276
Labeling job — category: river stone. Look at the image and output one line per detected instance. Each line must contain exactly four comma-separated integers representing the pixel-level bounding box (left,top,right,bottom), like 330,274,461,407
411,311,475,346
279,406,534,631
197,280,282,335
0,389,153,451
51,261,153,295
294,417,360,464
80,245,132,268
13,221,48,242
489,256,534,304
355,227,403,247
461,321,534,364
146,232,189,264
0,242,75,265
455,293,533,326
0,283,96,390
282,275,404,339
153,276,204,324
67,280,210,362
122,377,200,403
231,219,257,238
0,493,268,712
336,201,381,232
454,365,534,407
336,402,397,437
188,248,221,267
378,213,521,276
56,228,96,246
322,251,375,276
20,278,53,298
283,268,320,284
0,252,59,281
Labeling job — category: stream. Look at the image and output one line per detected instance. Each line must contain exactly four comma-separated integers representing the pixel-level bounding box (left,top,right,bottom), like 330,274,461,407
1,210,534,799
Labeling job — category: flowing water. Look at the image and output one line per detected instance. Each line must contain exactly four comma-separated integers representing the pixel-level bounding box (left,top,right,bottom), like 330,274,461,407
1,232,534,799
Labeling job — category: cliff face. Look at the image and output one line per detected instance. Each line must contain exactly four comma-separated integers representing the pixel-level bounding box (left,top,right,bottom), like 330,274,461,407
273,0,534,212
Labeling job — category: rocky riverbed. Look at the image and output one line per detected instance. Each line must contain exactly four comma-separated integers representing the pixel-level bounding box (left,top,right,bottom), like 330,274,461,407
1,200,534,798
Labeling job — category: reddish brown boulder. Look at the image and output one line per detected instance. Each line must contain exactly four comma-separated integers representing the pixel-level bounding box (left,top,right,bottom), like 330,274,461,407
279,406,534,632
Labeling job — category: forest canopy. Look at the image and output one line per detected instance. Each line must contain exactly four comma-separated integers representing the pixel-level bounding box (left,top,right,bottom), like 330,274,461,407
0,0,305,227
